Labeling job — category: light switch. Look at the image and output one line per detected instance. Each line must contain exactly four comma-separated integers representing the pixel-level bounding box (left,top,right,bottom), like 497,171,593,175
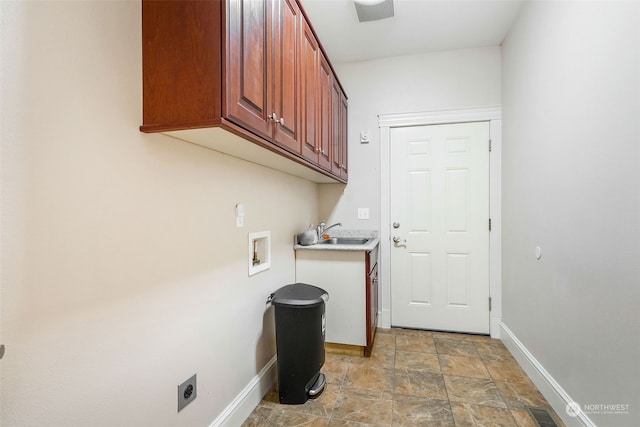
236,203,245,228
357,208,370,220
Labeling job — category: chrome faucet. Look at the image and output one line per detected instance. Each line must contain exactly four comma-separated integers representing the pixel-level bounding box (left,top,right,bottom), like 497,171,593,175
317,221,342,236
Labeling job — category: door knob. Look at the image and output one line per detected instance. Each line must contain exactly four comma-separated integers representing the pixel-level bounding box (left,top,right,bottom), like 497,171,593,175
393,236,406,244
393,222,400,229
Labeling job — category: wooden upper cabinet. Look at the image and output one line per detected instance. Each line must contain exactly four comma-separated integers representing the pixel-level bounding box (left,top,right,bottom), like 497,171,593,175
271,0,301,153
226,0,275,142
339,90,348,180
141,0,222,131
331,78,348,179
318,52,333,171
141,0,347,183
299,18,319,163
226,0,301,152
331,78,343,177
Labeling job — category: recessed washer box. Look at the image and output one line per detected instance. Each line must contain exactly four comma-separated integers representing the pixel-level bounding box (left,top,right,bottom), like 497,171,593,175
249,231,271,276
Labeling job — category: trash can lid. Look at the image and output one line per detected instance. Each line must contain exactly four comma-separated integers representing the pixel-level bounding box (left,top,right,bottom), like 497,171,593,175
269,283,329,307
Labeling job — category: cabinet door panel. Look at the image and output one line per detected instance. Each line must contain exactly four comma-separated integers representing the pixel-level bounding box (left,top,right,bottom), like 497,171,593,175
299,20,319,162
141,1,222,129
367,263,379,349
272,0,300,153
318,53,332,171
340,92,348,179
226,0,272,140
331,79,342,176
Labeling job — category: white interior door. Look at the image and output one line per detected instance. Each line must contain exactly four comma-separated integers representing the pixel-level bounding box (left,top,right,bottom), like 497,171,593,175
390,122,490,334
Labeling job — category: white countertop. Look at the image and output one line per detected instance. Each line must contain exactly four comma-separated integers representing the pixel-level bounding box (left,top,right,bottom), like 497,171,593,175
294,230,379,251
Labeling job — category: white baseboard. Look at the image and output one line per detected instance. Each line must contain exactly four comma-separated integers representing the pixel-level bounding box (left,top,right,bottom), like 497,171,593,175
500,323,595,427
209,355,277,427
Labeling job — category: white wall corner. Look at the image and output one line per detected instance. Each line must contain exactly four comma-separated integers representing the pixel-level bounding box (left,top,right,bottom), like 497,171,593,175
210,355,277,427
490,317,501,339
379,308,391,329
499,323,596,427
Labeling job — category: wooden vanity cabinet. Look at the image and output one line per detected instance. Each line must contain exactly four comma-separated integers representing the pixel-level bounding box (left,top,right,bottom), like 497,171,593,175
140,0,348,183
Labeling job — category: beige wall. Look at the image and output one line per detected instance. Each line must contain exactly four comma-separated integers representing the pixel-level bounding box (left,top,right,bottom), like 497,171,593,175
502,2,640,426
1,1,318,425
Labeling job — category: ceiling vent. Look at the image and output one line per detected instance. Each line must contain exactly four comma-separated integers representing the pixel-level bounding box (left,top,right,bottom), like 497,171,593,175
354,0,394,23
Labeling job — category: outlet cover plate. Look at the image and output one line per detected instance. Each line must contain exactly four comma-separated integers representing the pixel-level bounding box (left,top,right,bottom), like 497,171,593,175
357,208,370,220
178,374,197,412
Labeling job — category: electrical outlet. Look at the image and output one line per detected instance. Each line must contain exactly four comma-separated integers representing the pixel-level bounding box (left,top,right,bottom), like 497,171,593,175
357,208,370,220
178,374,197,412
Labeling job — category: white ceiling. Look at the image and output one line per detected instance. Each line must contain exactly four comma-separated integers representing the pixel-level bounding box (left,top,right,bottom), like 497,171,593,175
298,0,525,64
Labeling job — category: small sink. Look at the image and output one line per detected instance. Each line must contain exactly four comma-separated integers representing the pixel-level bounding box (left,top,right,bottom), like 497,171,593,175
318,237,371,245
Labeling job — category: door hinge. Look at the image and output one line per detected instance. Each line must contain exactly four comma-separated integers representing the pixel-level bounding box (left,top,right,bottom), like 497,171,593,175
489,139,492,152
489,297,492,311
489,218,492,231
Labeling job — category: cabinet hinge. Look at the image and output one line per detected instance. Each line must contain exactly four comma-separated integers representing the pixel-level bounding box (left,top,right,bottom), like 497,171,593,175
489,297,492,311
489,139,492,152
489,218,492,231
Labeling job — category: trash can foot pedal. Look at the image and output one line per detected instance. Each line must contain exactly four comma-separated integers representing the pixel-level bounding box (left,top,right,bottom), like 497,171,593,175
308,373,326,398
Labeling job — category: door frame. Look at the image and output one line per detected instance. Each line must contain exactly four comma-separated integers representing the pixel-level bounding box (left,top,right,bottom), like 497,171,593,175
378,106,502,338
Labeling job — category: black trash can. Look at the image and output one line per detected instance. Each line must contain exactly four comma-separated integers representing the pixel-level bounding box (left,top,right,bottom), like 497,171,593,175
268,283,328,404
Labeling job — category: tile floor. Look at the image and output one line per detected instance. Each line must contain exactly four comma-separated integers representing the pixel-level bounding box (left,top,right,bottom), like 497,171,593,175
243,328,566,427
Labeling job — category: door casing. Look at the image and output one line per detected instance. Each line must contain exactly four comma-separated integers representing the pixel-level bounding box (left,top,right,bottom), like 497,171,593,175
378,106,502,338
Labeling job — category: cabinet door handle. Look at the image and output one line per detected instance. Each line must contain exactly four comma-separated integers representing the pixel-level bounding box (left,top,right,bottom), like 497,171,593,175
268,114,285,126
315,147,321,153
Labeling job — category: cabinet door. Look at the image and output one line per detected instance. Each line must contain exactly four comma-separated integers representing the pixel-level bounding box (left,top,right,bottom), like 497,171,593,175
367,262,379,351
299,19,319,162
271,0,301,153
339,92,348,179
226,0,273,141
331,79,343,176
317,52,333,171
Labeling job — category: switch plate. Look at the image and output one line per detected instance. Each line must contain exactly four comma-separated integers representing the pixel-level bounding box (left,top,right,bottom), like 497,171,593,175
357,208,370,220
236,203,245,228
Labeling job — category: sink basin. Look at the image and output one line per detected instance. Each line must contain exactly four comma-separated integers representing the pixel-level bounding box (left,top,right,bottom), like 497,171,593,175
317,237,371,245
